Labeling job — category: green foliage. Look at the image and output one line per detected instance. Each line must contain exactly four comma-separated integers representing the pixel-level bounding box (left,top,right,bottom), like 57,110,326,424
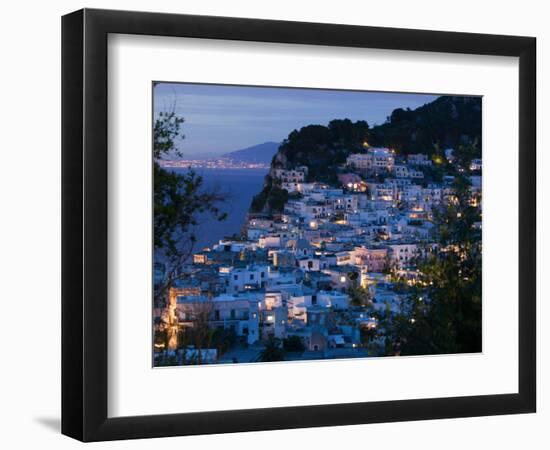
360,326,377,345
453,142,480,170
379,173,482,356
155,353,179,367
421,163,446,183
288,191,304,200
153,105,227,302
267,187,289,212
347,283,372,307
368,96,482,156
154,328,169,350
257,337,285,362
328,119,370,146
250,96,481,214
381,256,397,275
154,164,227,254
247,96,482,356
153,111,184,159
251,119,369,212
250,183,289,213
283,335,306,352
211,327,238,355
347,271,359,282
278,119,369,183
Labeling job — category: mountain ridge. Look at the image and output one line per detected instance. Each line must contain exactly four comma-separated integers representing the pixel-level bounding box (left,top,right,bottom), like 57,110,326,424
222,141,280,164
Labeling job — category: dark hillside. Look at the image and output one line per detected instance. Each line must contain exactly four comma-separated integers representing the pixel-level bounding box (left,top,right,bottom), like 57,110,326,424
250,96,481,214
368,96,481,155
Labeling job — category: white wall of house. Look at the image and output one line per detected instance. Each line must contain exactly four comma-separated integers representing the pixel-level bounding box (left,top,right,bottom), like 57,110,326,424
228,265,269,292
317,291,350,309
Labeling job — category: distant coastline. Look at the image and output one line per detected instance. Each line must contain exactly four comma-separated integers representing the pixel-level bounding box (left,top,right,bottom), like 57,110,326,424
159,158,270,170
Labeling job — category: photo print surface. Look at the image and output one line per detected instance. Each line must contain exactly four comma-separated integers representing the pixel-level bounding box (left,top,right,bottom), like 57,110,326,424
152,82,482,367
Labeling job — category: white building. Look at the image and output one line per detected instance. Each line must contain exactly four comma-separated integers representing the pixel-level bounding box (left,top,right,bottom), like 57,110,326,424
316,291,350,309
347,153,372,170
258,234,282,249
369,182,396,202
392,164,409,178
407,153,433,166
409,169,424,179
387,242,419,268
287,294,310,320
298,257,322,272
261,306,287,339
227,265,269,293
273,167,308,183
262,291,284,310
176,294,261,345
470,158,482,171
347,148,394,172
369,148,395,171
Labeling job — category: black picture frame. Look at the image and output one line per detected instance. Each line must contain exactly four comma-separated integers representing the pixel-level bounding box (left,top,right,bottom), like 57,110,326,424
62,8,536,442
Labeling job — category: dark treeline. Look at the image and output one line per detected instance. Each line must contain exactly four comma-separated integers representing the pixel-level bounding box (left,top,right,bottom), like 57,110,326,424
368,95,482,155
250,95,482,214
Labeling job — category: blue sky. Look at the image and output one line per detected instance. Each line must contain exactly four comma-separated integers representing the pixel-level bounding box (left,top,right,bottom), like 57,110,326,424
153,82,438,157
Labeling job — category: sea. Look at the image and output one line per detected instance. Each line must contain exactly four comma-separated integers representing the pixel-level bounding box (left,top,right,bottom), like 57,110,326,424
167,167,268,253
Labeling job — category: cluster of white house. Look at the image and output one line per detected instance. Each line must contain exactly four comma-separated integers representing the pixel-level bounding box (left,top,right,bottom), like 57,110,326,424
157,147,481,361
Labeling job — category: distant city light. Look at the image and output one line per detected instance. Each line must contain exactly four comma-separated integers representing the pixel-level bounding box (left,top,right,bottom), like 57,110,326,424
153,92,481,367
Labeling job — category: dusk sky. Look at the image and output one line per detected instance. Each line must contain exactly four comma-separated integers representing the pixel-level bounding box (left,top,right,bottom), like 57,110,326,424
153,83,438,157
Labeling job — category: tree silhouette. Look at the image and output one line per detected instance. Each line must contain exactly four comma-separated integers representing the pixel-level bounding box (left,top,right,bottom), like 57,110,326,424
153,99,228,307
257,337,285,362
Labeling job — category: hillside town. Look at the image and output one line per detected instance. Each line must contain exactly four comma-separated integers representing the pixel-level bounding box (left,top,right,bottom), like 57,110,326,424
160,157,270,170
153,143,482,366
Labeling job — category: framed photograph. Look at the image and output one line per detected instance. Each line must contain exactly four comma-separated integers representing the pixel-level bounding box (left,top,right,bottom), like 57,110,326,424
62,8,536,442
